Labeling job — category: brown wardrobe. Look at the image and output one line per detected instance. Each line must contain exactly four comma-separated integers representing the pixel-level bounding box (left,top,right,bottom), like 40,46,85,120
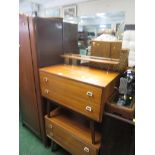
19,14,78,145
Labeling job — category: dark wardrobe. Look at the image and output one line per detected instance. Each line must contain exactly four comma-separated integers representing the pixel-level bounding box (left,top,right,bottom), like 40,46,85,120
19,14,78,145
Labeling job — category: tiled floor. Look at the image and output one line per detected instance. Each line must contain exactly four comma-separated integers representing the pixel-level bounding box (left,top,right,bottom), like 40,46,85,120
19,120,69,155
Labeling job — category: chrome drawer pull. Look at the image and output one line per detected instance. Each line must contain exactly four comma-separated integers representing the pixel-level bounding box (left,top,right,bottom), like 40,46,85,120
43,77,48,82
86,91,93,97
45,89,49,94
85,106,92,112
48,124,53,129
84,147,89,152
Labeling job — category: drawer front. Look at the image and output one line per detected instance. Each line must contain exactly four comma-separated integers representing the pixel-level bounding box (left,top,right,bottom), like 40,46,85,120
45,120,97,155
40,71,102,121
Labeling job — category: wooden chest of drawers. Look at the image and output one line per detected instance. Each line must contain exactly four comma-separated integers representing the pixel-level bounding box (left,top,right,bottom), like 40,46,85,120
45,108,101,155
40,64,120,122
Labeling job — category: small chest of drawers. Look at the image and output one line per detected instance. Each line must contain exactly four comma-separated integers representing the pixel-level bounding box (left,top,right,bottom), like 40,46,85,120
45,108,101,155
39,64,120,122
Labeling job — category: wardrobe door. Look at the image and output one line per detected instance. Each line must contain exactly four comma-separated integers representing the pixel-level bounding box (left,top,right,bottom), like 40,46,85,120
35,17,64,67
19,15,41,136
63,22,79,54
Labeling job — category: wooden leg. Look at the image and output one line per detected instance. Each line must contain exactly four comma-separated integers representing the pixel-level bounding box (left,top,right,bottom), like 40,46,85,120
47,100,51,118
90,120,95,144
43,137,51,147
51,140,59,152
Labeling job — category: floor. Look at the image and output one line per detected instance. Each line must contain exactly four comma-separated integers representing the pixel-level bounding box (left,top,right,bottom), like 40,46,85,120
19,120,69,155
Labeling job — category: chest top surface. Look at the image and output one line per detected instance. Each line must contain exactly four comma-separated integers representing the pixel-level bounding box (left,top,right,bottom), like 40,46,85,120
39,64,120,88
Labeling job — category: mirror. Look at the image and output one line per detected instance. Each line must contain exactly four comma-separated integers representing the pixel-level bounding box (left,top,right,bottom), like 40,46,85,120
63,11,126,53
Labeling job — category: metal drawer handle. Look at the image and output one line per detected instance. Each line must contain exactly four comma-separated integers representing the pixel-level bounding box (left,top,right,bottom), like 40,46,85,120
85,106,92,112
84,147,89,152
86,91,93,97
43,77,48,82
45,89,49,94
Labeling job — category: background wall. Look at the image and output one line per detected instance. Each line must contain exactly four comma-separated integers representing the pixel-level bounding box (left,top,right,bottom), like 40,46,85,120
77,0,135,24
19,1,40,15
20,0,135,24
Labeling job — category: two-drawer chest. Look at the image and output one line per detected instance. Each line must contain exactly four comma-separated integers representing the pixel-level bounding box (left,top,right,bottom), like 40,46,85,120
39,64,120,154
40,64,120,122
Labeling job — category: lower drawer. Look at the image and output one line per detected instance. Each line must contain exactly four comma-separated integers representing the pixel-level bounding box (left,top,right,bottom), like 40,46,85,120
47,126,97,155
45,114,100,155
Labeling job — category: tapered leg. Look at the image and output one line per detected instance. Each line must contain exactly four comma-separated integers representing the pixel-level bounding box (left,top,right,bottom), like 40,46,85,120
90,120,95,144
47,100,51,118
51,140,59,152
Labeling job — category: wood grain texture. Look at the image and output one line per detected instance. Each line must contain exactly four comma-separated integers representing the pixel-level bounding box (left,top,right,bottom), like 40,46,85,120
39,64,119,88
39,65,120,121
28,16,47,144
91,41,111,58
90,41,126,72
40,72,102,121
110,42,122,59
19,14,41,136
45,110,101,155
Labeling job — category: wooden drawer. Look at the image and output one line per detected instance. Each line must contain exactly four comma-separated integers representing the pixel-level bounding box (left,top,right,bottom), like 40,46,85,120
45,114,100,155
40,71,103,121
46,124,97,155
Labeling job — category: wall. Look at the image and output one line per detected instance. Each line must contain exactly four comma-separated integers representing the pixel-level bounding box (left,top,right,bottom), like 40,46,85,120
19,1,32,14
19,1,40,15
39,0,134,24
20,0,135,24
77,0,135,24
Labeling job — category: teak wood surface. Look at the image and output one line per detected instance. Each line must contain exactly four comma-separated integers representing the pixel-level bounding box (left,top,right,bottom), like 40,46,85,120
45,109,101,155
19,15,41,137
91,40,122,59
39,64,119,88
39,64,120,122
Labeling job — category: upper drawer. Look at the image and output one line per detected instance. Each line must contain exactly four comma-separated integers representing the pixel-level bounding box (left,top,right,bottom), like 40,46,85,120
40,71,103,121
